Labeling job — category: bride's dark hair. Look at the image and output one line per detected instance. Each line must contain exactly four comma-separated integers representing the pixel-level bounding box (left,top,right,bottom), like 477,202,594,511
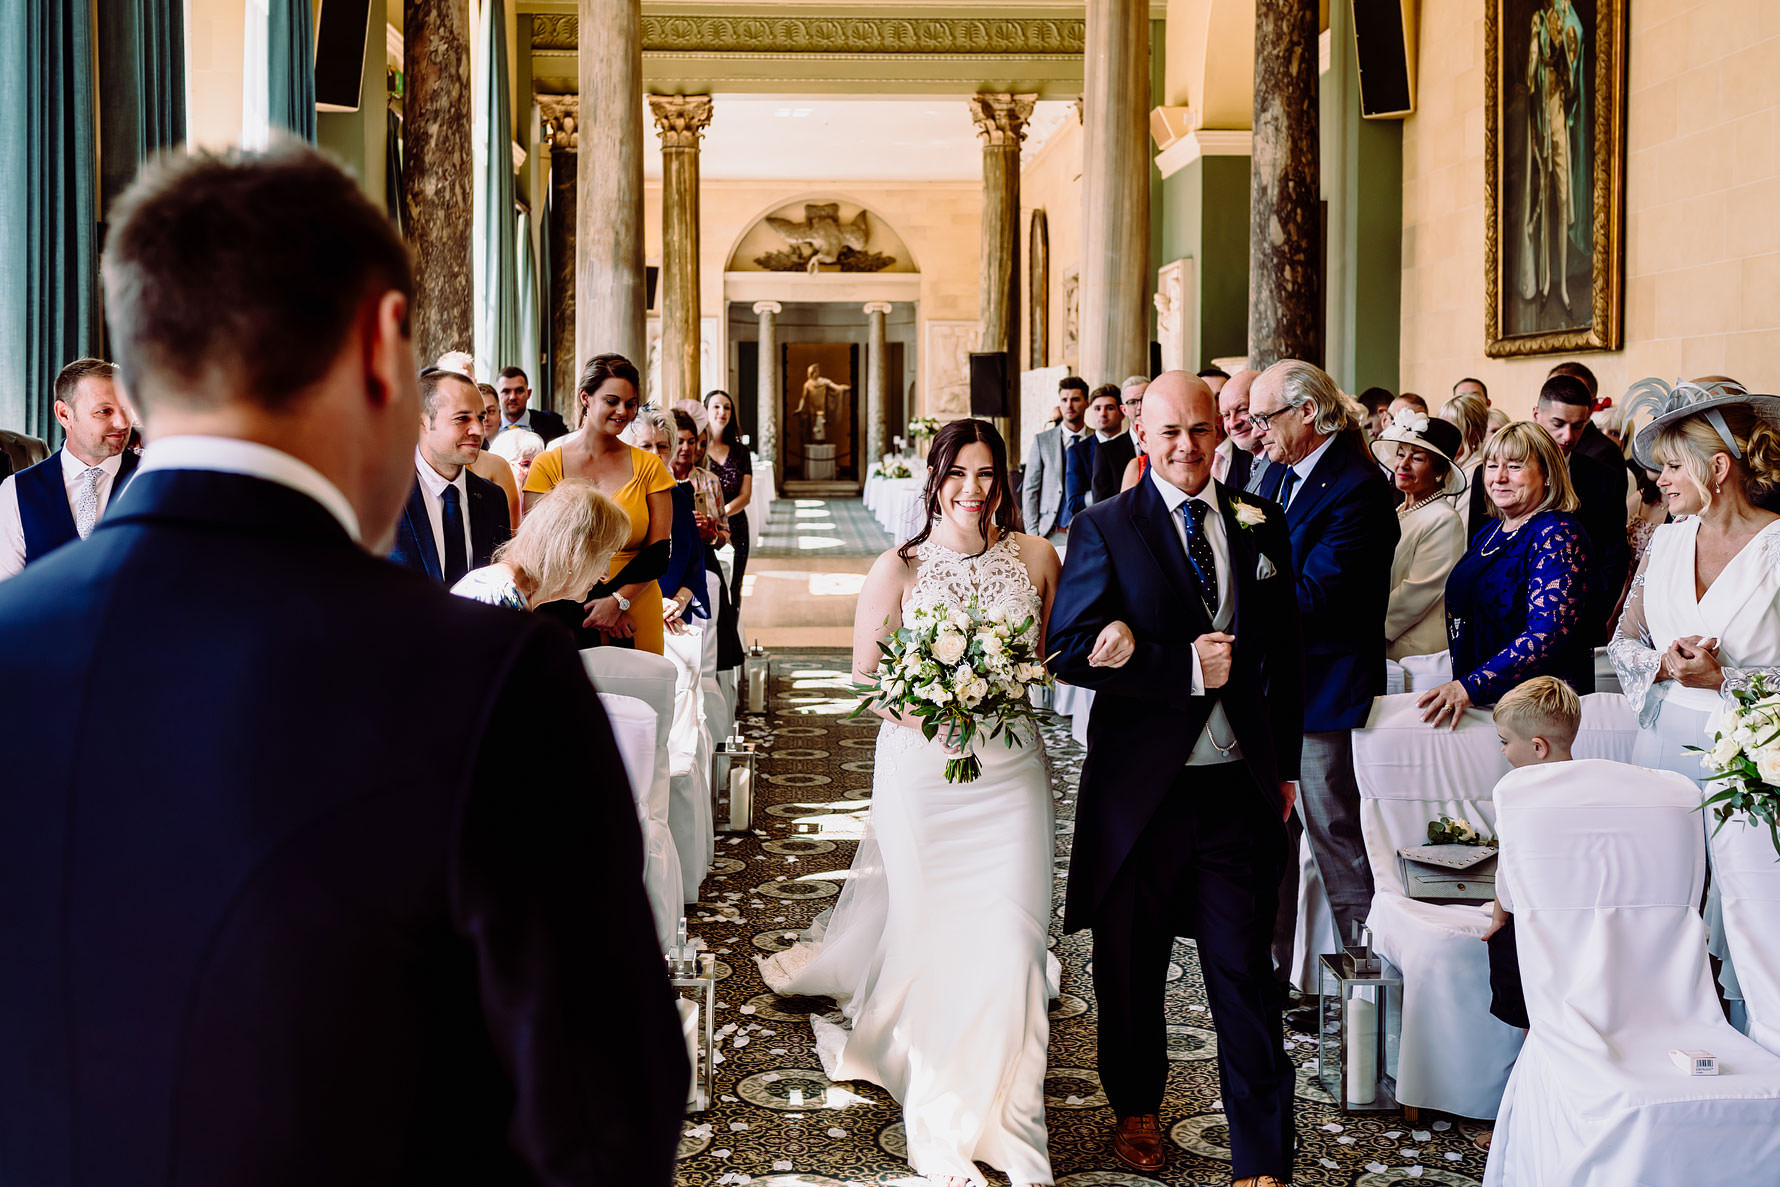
898,418,1016,562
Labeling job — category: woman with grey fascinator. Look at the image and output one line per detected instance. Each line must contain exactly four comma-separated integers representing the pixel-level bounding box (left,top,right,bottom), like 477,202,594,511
1609,376,1780,1034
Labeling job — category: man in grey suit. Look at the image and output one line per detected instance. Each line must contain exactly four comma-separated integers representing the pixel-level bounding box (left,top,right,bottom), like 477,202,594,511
1022,376,1091,554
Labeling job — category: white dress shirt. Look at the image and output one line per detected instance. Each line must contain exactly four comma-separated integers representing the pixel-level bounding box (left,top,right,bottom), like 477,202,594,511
1281,433,1336,507
135,435,361,540
499,410,533,434
1148,467,1243,765
0,447,130,581
415,446,473,571
1212,438,1235,484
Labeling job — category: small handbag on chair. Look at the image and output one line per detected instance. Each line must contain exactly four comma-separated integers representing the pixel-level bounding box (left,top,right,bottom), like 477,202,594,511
1397,844,1498,903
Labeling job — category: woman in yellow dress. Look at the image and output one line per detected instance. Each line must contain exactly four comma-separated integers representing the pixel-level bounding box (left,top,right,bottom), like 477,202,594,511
522,353,676,654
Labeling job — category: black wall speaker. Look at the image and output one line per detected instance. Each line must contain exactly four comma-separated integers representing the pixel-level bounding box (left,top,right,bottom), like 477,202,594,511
314,0,373,112
1353,0,1417,119
645,265,659,312
969,351,1009,417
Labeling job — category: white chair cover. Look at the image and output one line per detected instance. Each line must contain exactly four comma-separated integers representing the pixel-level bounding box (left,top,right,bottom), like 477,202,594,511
1486,760,1780,1185
1353,691,1638,1118
1384,659,1407,695
584,650,684,949
662,626,716,899
1396,649,1453,692
1712,815,1780,1053
592,689,681,951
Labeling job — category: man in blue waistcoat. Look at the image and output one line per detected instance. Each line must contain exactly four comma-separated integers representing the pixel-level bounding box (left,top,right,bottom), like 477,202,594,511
0,358,139,580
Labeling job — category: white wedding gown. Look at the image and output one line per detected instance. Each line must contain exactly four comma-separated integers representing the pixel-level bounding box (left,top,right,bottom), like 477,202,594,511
760,535,1056,1186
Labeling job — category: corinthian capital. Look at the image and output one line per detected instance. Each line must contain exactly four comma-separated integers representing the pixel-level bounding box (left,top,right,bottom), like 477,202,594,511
649,94,714,149
968,93,1037,148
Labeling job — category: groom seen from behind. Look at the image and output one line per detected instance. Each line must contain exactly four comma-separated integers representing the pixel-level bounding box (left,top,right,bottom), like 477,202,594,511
1050,371,1303,1187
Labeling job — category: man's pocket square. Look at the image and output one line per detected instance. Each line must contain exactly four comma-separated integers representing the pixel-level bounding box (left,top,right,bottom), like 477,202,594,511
1256,554,1279,580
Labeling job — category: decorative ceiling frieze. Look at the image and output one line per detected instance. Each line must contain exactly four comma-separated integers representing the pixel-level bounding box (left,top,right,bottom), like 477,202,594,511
531,15,1085,55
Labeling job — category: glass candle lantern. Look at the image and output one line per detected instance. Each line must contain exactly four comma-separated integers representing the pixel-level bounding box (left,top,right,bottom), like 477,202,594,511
1316,950,1403,1111
713,735,758,833
667,927,717,1112
744,641,771,715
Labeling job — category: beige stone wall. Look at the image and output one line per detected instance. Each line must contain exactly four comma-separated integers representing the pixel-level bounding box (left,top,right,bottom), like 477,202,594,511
1018,115,1085,372
1400,0,1780,416
645,179,981,412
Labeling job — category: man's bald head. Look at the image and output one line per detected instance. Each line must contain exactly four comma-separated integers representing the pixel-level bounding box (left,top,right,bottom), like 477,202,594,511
1141,371,1220,496
1218,369,1263,453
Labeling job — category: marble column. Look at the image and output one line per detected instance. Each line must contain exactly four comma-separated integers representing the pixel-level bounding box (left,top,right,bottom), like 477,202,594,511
1250,0,1321,368
402,0,473,366
970,92,1034,461
1080,0,1151,387
1029,208,1049,370
577,0,645,379
649,94,714,409
863,302,893,468
548,151,578,416
753,301,781,474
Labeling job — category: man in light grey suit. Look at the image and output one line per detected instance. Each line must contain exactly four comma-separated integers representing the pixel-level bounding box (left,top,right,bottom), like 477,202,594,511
1022,376,1091,554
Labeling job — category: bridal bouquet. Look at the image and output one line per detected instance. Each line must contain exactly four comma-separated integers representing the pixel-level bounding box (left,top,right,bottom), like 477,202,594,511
1688,675,1780,855
853,598,1053,783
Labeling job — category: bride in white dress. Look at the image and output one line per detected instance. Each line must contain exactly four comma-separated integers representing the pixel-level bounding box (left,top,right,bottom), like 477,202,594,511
760,419,1061,1187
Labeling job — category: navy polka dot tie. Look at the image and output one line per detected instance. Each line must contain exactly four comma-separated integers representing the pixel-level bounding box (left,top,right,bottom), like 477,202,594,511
1182,500,1219,622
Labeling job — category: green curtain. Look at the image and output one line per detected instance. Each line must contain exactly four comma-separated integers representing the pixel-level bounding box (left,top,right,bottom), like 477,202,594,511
96,0,186,213
472,0,520,381
516,207,540,389
2,0,101,442
269,0,316,142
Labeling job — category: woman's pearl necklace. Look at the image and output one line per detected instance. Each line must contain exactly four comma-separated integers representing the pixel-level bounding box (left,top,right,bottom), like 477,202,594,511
1398,491,1445,517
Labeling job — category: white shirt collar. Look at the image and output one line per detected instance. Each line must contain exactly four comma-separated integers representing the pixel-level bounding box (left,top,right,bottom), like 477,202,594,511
1291,433,1336,482
501,409,530,429
135,435,361,541
1095,428,1123,442
1148,464,1220,517
60,447,126,479
414,446,468,499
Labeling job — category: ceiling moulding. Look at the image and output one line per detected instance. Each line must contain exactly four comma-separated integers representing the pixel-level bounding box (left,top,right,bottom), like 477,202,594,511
527,13,1088,97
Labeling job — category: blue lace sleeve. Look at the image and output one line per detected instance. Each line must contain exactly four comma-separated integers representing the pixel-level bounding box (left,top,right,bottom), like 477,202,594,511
1458,517,1587,705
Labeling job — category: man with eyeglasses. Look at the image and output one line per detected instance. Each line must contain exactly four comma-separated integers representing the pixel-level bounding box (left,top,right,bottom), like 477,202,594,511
1250,359,1399,1016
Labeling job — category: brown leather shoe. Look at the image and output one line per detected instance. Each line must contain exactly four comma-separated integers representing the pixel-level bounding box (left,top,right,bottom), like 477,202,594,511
1232,1177,1291,1186
1111,1114,1165,1173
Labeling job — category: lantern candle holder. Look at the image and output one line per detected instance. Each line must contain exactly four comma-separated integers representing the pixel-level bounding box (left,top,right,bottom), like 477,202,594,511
744,641,771,715
667,919,717,1111
713,735,759,833
1316,947,1403,1111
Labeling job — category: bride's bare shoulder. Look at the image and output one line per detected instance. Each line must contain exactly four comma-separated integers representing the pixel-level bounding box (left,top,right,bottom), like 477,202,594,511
1007,532,1061,576
866,545,919,587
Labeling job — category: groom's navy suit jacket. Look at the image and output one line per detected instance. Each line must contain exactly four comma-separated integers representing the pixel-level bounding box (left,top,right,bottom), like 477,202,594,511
0,467,686,1186
1049,474,1304,932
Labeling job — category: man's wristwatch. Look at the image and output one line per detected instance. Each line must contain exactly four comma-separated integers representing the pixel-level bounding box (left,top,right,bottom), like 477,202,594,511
613,592,631,612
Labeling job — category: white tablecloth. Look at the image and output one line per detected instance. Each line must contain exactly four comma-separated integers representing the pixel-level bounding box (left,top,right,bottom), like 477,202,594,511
864,474,925,542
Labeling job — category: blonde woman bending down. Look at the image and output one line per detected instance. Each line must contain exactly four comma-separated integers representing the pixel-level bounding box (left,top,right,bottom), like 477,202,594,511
451,479,630,613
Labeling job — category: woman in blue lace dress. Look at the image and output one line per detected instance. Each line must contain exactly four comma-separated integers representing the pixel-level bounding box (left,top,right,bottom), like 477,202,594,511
1417,422,1591,725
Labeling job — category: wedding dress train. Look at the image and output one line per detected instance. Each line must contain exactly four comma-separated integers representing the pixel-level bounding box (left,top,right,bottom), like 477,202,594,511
760,536,1056,1186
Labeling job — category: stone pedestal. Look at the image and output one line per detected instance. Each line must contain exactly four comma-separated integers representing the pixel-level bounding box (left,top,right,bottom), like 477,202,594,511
1250,0,1321,368
402,0,473,366
805,443,837,482
650,94,713,408
753,301,781,469
863,301,893,469
577,0,645,378
1080,0,1150,388
970,92,1034,463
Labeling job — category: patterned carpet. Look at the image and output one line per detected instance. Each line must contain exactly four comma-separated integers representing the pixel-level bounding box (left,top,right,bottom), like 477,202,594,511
678,651,1491,1187
755,499,895,559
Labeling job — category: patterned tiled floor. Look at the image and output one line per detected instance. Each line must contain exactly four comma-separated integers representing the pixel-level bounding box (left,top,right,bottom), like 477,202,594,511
755,498,896,559
679,652,1490,1187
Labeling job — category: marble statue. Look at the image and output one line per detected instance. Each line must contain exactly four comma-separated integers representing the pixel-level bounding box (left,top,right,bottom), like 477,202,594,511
794,363,850,443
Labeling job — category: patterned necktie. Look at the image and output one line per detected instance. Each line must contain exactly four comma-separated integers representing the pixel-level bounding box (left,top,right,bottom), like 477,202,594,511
1279,466,1300,509
441,483,468,584
73,466,104,539
1181,500,1219,621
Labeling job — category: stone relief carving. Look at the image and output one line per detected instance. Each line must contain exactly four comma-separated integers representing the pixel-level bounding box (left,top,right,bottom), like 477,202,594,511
1061,268,1080,365
532,15,1085,55
756,203,893,273
923,320,977,419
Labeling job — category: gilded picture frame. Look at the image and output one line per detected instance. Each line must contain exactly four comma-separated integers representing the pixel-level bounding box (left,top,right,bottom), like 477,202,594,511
1484,0,1626,357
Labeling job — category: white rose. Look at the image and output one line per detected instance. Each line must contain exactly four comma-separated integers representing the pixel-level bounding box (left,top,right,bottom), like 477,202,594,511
1707,732,1741,769
931,632,968,665
1017,662,1046,682
1232,501,1266,529
917,681,950,706
1757,746,1780,786
963,677,989,701
978,632,1005,657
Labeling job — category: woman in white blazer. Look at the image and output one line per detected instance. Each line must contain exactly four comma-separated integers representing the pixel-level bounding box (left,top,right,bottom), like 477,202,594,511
1373,411,1468,661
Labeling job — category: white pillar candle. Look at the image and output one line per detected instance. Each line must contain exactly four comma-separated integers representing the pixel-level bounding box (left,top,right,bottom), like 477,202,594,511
1346,987,1378,1107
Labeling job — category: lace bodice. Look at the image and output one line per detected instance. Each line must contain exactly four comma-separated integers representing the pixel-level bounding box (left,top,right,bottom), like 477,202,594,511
903,533,1042,645
1608,518,1780,724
